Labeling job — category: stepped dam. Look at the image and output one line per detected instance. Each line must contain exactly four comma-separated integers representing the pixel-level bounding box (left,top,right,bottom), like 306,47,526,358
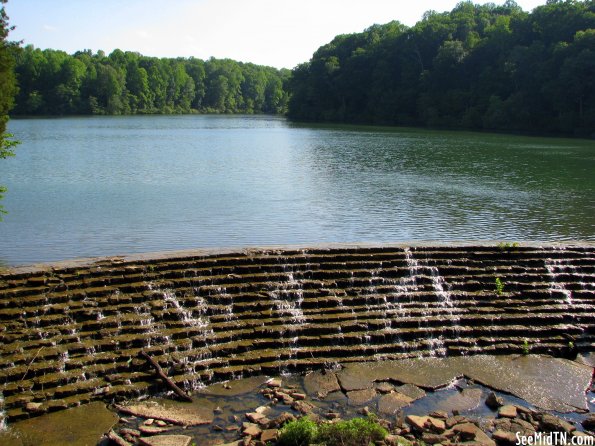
1,243,594,423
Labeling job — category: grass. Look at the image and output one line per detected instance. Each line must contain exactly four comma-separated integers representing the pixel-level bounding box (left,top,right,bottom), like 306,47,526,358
498,242,520,251
522,339,531,355
495,277,504,295
278,415,388,446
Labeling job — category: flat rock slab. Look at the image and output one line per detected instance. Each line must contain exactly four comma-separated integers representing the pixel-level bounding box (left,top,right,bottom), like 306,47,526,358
346,388,377,405
197,375,269,396
116,400,213,426
337,357,463,391
303,371,341,397
436,388,484,413
138,435,193,446
336,355,593,413
378,392,414,415
461,355,593,413
575,352,595,368
396,383,426,400
4,401,117,446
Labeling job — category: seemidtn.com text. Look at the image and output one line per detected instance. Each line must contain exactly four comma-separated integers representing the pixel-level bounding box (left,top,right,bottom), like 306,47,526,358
516,432,594,445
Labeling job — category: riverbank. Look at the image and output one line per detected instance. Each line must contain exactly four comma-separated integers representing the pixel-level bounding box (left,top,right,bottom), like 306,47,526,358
1,354,593,445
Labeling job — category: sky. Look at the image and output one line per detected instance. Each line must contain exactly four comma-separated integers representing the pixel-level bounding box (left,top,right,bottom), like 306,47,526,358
6,0,547,69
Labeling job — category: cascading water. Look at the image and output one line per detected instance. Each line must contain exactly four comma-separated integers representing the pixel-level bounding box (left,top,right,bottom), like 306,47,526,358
545,254,574,305
1,244,594,424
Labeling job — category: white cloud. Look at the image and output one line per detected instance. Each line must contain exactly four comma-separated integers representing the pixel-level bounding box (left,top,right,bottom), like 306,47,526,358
43,24,58,32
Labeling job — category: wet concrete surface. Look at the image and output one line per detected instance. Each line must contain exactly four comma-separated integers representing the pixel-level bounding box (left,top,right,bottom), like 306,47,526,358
0,402,117,446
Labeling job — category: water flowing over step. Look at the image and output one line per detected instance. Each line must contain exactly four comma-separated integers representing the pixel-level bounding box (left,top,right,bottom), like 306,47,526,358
0,243,594,421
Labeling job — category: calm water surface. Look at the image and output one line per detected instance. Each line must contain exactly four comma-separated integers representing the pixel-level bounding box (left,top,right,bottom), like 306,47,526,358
2,115,594,265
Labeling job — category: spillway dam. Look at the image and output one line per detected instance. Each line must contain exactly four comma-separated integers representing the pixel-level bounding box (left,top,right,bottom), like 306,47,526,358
1,243,594,422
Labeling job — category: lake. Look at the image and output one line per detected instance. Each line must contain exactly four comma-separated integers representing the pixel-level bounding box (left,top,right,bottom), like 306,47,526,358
1,115,594,265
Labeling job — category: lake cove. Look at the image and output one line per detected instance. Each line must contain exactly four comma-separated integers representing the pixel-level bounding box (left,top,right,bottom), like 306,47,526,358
3,115,595,265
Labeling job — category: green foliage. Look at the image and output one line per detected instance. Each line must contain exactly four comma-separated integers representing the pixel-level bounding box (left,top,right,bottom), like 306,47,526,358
317,416,388,446
0,0,18,220
498,242,520,250
522,339,530,355
13,47,290,116
288,0,595,136
278,416,318,446
495,277,504,295
278,415,388,446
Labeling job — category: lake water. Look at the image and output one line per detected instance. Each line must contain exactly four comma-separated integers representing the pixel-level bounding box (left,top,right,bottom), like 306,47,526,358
2,115,594,265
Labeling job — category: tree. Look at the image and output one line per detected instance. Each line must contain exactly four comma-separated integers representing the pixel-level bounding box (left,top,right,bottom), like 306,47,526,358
0,0,18,219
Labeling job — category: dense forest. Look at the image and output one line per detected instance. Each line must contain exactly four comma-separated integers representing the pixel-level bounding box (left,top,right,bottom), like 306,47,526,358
0,0,17,218
288,0,595,136
12,47,291,115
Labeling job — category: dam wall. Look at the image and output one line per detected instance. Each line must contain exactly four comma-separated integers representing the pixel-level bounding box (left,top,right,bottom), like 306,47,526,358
0,243,594,421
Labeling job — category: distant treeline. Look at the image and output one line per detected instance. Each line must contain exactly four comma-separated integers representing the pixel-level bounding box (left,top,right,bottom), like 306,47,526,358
288,0,595,136
12,47,290,115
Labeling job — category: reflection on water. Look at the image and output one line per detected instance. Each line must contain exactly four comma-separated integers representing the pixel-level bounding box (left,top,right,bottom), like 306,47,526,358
2,115,594,265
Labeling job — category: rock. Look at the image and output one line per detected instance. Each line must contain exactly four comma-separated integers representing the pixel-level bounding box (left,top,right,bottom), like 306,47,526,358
445,415,467,428
246,412,266,423
379,392,414,415
260,429,279,443
290,392,307,400
396,383,426,401
493,429,518,444
145,419,155,426
537,413,576,433
452,422,496,446
108,430,133,446
242,424,262,437
325,412,340,420
25,402,44,413
406,415,434,432
120,428,141,438
256,417,271,427
498,405,518,418
155,420,168,427
267,378,282,388
214,406,223,414
346,388,377,405
486,391,504,409
511,418,537,437
426,417,446,433
582,414,595,430
385,434,413,446
291,400,315,414
303,371,341,397
375,382,395,394
421,432,448,443
139,425,172,435
270,412,296,428
429,410,448,419
115,402,213,426
453,422,480,440
138,435,193,446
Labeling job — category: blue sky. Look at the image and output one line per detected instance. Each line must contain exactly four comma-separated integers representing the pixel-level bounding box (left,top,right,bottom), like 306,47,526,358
6,0,547,69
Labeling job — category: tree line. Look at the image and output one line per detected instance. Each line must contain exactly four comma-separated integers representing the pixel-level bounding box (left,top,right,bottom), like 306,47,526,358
0,0,17,219
12,46,291,115
288,0,595,136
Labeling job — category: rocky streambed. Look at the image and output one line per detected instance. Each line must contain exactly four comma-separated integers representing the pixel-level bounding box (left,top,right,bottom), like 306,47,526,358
1,353,594,446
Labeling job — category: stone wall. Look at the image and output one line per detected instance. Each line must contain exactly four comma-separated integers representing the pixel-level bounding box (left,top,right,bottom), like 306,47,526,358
0,244,593,421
